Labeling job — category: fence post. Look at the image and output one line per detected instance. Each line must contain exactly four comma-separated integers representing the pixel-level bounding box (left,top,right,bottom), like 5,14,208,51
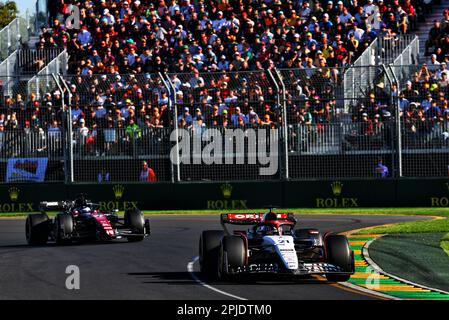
160,72,180,182
16,18,20,50
395,90,403,178
387,65,402,178
267,69,289,180
59,74,74,183
53,73,74,184
7,22,11,55
275,68,289,180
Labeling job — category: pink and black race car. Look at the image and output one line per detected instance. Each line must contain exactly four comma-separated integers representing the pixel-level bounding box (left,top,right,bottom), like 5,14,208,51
25,194,150,245
199,208,354,282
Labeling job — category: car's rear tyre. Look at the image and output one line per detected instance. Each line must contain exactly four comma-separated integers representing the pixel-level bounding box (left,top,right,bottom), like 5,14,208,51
325,234,354,282
125,209,144,242
26,213,50,245
218,236,246,281
54,213,73,245
199,230,224,279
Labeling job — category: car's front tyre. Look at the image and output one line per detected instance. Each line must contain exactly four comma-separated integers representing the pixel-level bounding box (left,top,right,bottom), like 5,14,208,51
325,234,354,282
124,209,145,242
218,236,246,281
199,230,224,279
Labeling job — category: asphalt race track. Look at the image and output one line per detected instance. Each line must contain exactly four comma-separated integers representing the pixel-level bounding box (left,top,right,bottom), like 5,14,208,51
0,214,426,300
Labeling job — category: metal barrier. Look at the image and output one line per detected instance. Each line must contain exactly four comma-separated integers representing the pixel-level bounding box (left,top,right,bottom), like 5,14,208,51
401,119,449,177
71,127,173,183
0,18,22,61
1,60,447,182
390,37,420,85
0,128,65,183
342,35,419,111
0,51,18,98
0,14,36,62
27,50,68,99
287,122,396,179
343,39,379,108
378,34,419,65
18,48,64,75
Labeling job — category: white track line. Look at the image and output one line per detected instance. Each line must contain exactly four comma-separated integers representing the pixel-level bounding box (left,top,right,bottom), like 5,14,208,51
187,256,247,300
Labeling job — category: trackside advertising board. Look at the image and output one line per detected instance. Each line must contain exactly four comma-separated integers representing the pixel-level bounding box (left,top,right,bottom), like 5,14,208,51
6,158,48,183
1,179,449,212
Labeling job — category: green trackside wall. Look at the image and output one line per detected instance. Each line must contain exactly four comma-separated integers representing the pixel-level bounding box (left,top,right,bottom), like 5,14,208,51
1,179,449,213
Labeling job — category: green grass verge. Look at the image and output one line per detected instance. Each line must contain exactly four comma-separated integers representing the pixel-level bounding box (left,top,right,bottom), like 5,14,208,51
441,233,449,256
356,217,449,234
2,207,449,217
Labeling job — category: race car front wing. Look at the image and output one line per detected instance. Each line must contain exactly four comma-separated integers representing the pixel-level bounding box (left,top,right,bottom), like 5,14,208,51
229,262,351,276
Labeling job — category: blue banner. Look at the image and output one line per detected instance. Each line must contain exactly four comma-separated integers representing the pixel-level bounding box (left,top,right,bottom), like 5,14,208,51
6,158,48,182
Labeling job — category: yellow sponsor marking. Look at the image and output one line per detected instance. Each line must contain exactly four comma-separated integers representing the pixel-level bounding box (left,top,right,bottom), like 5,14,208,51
349,241,368,245
314,275,390,300
347,234,383,238
358,284,431,292
351,273,389,279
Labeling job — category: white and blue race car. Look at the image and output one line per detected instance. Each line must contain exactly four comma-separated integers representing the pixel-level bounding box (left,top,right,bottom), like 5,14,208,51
199,209,354,282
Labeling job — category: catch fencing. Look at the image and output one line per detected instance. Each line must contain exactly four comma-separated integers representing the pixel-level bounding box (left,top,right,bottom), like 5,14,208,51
1,63,448,183
0,126,65,183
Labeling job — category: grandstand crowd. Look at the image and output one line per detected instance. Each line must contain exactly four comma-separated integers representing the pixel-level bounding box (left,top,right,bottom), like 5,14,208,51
0,0,447,142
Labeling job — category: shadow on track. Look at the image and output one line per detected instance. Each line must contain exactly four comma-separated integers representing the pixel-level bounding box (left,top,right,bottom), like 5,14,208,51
128,272,196,285
127,271,331,286
199,275,331,286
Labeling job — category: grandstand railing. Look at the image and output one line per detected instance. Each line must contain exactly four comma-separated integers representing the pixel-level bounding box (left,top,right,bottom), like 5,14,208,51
27,50,68,99
390,36,420,86
343,35,420,111
0,16,34,61
0,18,22,61
343,38,379,108
18,48,65,75
378,34,419,65
0,50,18,98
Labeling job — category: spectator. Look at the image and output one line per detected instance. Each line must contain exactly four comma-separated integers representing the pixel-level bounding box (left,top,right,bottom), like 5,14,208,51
98,168,110,183
375,159,389,178
139,161,157,182
178,107,193,125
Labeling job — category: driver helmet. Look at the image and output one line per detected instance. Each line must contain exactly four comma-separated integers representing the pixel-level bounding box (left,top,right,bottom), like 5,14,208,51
80,206,91,213
256,225,279,236
263,212,278,222
74,194,87,207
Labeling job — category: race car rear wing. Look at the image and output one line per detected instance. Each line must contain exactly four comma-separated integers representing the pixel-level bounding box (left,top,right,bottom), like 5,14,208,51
39,201,72,211
39,200,102,212
220,213,296,225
